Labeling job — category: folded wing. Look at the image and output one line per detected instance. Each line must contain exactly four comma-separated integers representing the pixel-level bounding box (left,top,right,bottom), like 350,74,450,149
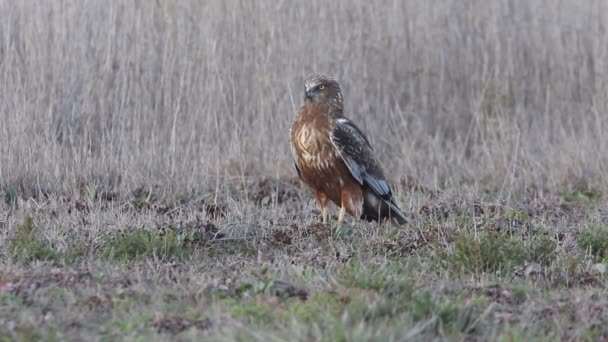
330,117,409,224
330,118,391,200
289,125,303,179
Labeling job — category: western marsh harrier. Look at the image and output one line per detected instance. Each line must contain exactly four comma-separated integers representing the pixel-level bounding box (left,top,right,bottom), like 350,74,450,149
289,73,409,225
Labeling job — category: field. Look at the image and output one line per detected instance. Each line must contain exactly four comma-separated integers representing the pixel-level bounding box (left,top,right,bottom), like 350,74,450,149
2,0,608,340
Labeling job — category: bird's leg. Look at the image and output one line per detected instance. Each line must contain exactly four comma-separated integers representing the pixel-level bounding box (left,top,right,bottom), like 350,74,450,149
339,188,363,225
337,206,347,224
338,191,350,224
315,191,329,224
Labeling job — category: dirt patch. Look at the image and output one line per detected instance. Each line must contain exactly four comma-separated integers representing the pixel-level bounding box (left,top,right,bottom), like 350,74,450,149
271,229,293,245
269,280,309,300
381,226,446,256
470,284,524,305
304,223,332,241
150,313,211,334
195,203,224,219
249,178,302,207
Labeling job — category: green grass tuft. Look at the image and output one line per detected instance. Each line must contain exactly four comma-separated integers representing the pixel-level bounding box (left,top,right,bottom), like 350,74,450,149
101,227,192,262
577,224,608,260
441,232,526,274
8,216,62,262
4,187,19,205
335,262,411,295
528,235,558,265
437,231,556,275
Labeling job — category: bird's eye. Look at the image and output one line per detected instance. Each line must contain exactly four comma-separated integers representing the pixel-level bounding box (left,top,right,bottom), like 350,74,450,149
319,85,325,90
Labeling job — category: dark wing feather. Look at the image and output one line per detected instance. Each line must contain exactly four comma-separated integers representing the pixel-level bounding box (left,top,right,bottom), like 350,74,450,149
330,118,392,201
290,143,302,178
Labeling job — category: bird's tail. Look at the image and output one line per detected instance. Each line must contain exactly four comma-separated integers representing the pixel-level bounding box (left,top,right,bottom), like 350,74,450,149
385,200,411,226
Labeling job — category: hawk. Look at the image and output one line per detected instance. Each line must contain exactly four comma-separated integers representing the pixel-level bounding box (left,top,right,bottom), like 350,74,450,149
289,73,409,225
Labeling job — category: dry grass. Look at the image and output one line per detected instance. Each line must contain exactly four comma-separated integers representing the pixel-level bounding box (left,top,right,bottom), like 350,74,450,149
1,0,608,340
2,0,608,196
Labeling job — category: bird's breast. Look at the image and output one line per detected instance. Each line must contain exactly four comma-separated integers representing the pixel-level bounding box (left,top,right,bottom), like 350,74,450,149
292,122,338,171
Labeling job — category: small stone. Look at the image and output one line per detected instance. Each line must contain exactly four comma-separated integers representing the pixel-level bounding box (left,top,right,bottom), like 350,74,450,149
335,224,353,236
593,263,607,274
523,263,541,276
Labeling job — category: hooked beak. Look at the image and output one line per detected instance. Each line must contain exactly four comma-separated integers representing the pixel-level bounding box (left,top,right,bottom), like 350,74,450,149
305,89,314,100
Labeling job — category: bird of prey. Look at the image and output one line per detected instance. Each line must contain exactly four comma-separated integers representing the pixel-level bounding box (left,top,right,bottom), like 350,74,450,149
289,73,409,225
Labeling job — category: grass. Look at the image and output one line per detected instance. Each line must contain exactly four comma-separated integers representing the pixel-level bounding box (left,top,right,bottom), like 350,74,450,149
1,1,608,196
8,216,63,262
101,227,193,262
1,192,607,340
578,224,608,261
2,0,608,340
437,231,557,276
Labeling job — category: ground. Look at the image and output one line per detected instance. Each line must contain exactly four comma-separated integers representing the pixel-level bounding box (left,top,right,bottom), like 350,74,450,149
1,179,607,341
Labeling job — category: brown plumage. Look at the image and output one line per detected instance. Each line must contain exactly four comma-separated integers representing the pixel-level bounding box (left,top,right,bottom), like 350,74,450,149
289,73,410,225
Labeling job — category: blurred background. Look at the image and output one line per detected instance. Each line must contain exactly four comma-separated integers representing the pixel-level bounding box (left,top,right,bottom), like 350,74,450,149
1,0,607,198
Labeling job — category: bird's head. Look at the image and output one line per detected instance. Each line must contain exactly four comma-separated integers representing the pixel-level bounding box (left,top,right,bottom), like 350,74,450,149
303,73,343,111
